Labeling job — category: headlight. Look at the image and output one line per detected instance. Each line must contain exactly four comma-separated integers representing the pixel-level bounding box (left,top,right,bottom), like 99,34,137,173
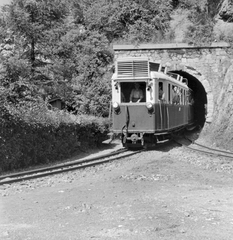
112,102,119,110
146,102,153,110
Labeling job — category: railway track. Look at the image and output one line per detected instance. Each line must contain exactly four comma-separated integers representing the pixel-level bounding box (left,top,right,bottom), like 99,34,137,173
0,148,143,185
175,135,233,159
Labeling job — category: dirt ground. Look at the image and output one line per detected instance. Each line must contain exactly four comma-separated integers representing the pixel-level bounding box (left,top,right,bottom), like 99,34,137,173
1,140,233,240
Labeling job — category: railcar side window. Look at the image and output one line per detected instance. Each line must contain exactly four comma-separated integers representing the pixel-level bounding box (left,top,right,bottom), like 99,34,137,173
184,90,186,105
172,85,180,104
168,84,171,103
158,82,165,101
187,90,194,104
180,89,183,105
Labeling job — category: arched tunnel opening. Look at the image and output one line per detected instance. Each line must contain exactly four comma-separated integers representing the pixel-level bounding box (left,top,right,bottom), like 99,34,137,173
170,71,207,128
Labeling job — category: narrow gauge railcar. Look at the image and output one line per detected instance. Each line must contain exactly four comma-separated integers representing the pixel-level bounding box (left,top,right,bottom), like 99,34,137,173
111,57,194,148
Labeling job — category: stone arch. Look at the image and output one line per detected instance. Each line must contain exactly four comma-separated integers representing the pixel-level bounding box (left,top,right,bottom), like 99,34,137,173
113,43,227,125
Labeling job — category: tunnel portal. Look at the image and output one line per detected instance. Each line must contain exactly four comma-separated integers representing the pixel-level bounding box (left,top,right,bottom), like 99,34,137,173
113,42,229,127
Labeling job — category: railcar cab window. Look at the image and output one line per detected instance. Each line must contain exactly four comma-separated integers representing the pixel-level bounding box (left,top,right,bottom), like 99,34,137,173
120,82,146,103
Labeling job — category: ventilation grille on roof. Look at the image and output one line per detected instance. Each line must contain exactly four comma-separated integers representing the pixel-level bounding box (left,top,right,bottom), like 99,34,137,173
117,60,149,78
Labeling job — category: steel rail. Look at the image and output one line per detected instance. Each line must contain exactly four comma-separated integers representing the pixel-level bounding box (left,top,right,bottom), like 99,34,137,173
184,136,233,156
175,137,233,159
0,148,127,181
0,148,142,185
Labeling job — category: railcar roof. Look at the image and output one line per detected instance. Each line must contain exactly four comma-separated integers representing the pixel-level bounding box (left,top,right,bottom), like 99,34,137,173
113,57,189,89
112,72,189,89
151,71,189,89
116,57,149,61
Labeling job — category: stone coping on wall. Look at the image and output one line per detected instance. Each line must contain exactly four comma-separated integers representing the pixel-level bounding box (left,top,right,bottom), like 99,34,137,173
113,42,230,51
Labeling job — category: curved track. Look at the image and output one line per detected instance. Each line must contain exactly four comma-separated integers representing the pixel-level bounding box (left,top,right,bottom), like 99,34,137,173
0,148,143,185
175,135,233,159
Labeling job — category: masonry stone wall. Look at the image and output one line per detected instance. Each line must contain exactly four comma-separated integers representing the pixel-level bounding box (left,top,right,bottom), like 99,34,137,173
113,43,232,123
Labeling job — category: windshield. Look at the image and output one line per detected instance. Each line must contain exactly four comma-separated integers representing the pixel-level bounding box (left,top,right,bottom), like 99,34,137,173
120,82,146,103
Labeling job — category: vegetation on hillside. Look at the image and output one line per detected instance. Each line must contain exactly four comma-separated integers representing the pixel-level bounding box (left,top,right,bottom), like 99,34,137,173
0,0,223,114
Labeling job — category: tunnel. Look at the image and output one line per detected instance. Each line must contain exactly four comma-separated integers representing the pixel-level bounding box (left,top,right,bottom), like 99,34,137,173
170,71,207,128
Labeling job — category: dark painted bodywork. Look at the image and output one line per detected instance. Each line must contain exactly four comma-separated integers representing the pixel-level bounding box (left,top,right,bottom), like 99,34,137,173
112,103,194,134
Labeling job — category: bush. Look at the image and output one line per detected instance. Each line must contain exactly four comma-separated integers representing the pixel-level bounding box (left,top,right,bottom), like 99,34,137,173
0,99,110,172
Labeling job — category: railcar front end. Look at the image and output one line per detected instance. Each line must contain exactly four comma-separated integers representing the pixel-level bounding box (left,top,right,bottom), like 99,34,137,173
111,57,194,148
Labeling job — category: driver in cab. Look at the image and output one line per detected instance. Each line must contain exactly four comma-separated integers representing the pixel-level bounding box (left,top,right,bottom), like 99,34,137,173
130,83,143,103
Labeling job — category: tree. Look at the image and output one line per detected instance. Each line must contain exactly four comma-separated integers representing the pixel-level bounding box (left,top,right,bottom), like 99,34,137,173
0,0,72,104
172,0,208,11
0,0,114,116
179,0,215,45
59,29,114,115
6,0,69,77
81,0,174,44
